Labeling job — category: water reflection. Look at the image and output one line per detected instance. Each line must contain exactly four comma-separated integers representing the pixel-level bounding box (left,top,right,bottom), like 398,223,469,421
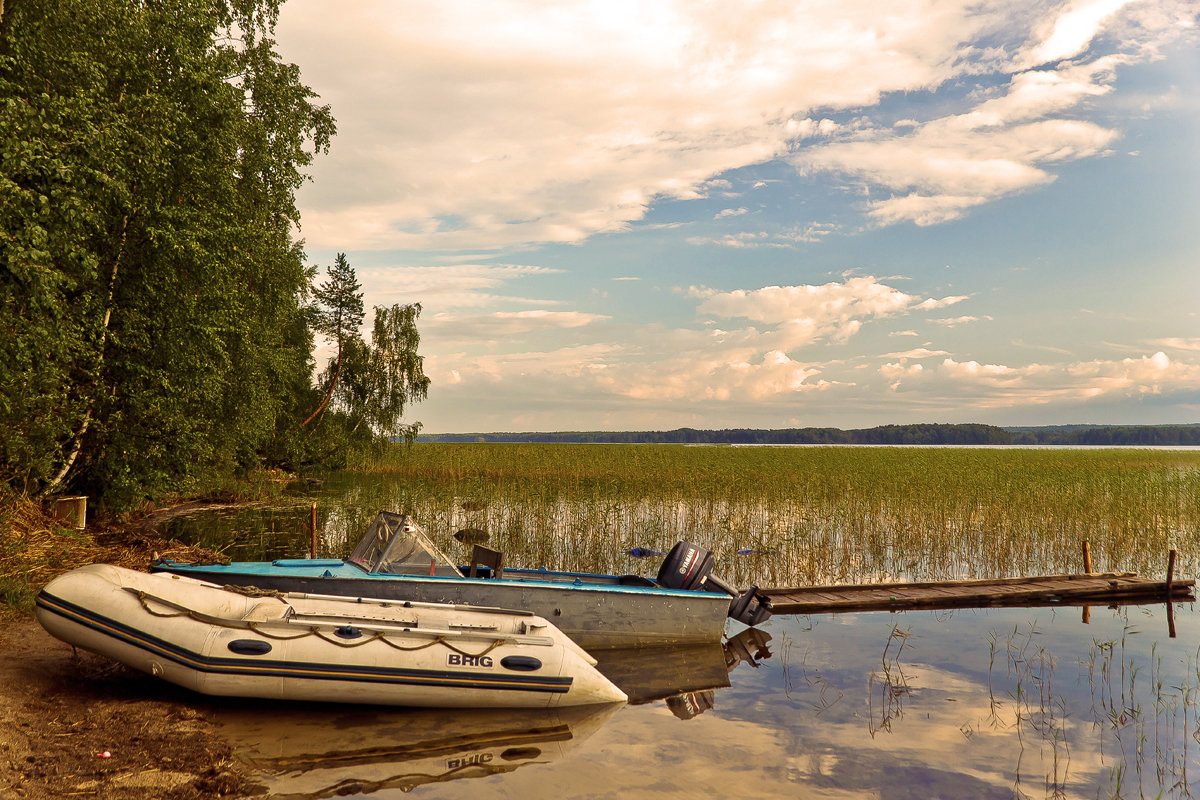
215,629,772,798
594,628,772,707
214,702,621,798
207,604,1198,799
745,604,1200,800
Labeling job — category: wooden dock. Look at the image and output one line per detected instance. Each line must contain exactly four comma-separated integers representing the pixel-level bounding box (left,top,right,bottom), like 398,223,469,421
760,572,1195,614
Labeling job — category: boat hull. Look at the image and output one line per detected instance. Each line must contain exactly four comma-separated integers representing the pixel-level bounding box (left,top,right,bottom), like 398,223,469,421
36,564,626,708
153,565,732,650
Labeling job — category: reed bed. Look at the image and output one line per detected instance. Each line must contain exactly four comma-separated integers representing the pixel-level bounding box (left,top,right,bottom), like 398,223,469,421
341,443,1200,587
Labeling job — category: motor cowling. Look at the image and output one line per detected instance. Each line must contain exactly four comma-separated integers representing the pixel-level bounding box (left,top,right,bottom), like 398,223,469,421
666,690,716,720
657,541,772,627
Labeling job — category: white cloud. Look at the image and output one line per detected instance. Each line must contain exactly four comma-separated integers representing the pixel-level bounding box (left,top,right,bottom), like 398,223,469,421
424,276,965,408
928,314,991,326
425,277,969,406
685,231,784,248
687,221,845,247
787,3,1198,228
1152,337,1200,352
425,309,610,339
781,222,841,243
916,295,972,310
882,351,1200,407
427,333,837,407
598,349,829,403
785,117,841,138
884,347,951,359
355,263,562,310
274,0,1062,250
427,343,621,385
274,0,1197,250
1026,0,1137,66
389,260,1200,430
421,326,1200,429
692,276,967,348
714,207,750,219
795,85,1122,226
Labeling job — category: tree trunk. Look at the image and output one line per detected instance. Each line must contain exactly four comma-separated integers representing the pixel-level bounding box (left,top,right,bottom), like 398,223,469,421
40,216,127,496
301,341,343,428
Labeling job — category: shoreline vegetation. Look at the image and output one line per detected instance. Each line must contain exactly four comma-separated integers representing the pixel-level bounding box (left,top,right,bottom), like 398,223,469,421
0,484,281,621
355,443,1200,588
3,445,1198,800
418,422,1200,446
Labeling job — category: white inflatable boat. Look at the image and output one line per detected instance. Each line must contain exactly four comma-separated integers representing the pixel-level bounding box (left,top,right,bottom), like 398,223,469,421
36,564,626,708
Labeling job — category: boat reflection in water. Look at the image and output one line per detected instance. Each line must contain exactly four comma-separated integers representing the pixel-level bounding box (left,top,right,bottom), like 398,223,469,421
214,702,621,798
215,628,772,798
594,627,773,719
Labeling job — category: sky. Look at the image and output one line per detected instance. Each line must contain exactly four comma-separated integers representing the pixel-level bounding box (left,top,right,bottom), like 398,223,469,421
272,0,1200,434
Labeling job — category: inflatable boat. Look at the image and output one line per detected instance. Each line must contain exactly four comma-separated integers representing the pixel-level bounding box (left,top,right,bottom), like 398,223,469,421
36,564,626,708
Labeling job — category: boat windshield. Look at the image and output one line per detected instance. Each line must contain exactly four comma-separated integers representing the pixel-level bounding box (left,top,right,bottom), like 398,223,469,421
346,512,463,577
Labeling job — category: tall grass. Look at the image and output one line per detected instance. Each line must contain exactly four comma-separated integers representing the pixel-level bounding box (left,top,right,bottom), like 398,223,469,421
342,444,1200,586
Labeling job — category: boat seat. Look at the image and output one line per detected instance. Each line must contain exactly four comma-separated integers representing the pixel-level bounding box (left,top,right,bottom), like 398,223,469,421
469,545,504,579
617,575,658,587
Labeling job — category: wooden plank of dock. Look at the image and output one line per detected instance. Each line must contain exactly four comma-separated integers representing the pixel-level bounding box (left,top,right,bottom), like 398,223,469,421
760,572,1196,614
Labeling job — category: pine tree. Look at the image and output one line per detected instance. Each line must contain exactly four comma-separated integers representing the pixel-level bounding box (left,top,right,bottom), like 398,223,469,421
303,253,364,427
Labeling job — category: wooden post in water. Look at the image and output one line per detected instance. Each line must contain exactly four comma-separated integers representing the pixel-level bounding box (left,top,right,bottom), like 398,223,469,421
1166,548,1177,639
309,503,318,559
1081,541,1093,625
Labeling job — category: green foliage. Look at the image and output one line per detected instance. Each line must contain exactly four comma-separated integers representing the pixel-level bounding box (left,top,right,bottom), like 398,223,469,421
420,423,1016,444
302,252,364,427
306,254,429,445
420,423,1200,446
0,0,335,509
361,303,431,442
310,253,365,357
1009,425,1200,446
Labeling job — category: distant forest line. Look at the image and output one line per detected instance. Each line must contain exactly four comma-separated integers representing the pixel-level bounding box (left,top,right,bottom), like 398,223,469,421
418,423,1200,446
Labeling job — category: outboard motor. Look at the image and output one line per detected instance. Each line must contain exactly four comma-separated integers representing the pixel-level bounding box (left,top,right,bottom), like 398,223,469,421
666,690,716,720
657,541,772,627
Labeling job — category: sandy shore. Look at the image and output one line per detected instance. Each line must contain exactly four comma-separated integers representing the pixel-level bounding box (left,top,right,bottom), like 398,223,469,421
0,618,253,799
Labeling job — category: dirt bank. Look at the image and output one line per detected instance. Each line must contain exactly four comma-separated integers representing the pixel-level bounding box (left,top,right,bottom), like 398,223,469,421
0,496,265,798
0,619,255,799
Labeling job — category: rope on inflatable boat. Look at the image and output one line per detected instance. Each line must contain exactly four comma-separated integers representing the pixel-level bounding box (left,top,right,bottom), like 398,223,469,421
127,589,509,659
222,584,287,599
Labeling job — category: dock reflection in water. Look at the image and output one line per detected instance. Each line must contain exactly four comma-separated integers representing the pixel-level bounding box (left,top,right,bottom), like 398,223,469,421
214,630,769,798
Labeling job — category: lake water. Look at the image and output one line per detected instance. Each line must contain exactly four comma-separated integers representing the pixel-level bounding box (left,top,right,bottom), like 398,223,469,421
205,604,1198,799
161,490,1199,799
